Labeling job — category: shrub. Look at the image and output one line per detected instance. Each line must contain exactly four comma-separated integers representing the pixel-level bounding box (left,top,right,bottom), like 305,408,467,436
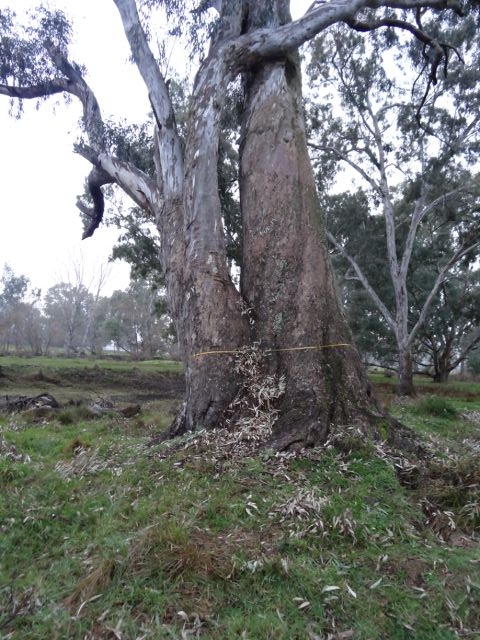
412,396,458,418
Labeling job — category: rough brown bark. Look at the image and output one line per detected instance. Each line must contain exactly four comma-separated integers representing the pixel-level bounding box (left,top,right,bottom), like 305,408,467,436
237,2,394,449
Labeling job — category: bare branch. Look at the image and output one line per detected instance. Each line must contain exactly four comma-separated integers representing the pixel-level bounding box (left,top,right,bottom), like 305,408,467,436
308,142,383,194
45,43,105,150
228,0,463,68
408,240,480,347
75,143,161,222
112,0,184,197
399,185,469,283
0,78,72,99
327,230,396,331
76,167,114,239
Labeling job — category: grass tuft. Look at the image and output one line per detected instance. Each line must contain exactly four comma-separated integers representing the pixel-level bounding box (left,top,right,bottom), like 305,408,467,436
412,395,459,418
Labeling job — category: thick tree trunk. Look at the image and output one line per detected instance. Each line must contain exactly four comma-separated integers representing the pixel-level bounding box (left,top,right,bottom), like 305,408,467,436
238,18,389,448
162,0,420,451
397,348,416,396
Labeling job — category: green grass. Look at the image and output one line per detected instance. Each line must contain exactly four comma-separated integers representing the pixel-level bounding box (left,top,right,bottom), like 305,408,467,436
0,363,479,638
0,354,182,373
0,355,184,407
370,371,480,395
1,408,479,638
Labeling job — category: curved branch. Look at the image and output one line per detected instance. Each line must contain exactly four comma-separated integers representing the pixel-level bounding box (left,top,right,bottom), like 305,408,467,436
344,13,463,122
76,167,114,239
45,43,105,150
228,0,462,69
408,240,480,347
75,143,161,218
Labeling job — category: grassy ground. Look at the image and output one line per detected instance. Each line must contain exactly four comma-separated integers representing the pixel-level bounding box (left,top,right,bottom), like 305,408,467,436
0,359,479,639
0,355,182,373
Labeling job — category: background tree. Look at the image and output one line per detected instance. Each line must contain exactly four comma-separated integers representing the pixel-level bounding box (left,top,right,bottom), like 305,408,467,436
0,0,475,447
307,22,480,395
43,282,93,354
103,277,174,359
330,192,480,382
0,264,42,353
414,269,480,382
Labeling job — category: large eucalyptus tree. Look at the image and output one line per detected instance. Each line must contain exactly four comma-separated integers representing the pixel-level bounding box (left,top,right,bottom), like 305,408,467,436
307,20,480,396
0,0,473,448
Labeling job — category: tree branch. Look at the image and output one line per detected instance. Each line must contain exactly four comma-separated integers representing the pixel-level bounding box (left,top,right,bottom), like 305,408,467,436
112,0,184,198
45,42,105,150
308,142,383,194
408,240,480,347
75,143,161,228
0,78,72,99
76,167,115,239
398,185,469,284
326,230,396,332
228,0,463,68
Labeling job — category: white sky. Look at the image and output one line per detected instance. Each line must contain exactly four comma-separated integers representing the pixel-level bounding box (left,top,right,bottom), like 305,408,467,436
0,0,310,295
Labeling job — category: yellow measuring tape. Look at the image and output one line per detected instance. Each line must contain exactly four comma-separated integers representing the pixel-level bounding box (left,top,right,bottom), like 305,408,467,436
192,343,352,359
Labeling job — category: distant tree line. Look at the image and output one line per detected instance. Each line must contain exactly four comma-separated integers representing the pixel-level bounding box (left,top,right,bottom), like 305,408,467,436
0,264,176,359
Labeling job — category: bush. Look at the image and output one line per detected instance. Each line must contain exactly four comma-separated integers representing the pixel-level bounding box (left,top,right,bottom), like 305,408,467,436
412,396,458,418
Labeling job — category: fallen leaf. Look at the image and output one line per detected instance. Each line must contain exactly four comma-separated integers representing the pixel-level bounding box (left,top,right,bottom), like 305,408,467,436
346,583,357,598
322,585,340,593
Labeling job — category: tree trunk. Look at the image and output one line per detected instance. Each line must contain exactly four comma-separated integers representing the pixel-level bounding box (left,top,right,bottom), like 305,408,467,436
433,369,450,383
397,348,415,396
433,349,451,383
432,337,453,383
164,56,249,435
237,5,392,449
159,0,420,452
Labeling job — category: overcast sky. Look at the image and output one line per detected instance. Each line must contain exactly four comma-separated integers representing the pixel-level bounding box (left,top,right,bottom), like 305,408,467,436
0,0,310,296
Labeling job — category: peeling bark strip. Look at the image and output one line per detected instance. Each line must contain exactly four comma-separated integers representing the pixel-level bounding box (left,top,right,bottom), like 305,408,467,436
0,0,469,445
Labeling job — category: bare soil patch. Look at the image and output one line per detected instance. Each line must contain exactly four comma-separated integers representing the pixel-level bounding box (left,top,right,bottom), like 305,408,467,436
0,361,185,410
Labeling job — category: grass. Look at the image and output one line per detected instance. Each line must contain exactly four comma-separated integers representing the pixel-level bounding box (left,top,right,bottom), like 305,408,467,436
0,354,182,373
0,360,479,638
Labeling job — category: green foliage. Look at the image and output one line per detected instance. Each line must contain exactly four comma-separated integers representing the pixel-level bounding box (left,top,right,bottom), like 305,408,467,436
0,264,29,307
307,22,480,376
110,208,164,285
104,120,155,176
0,5,73,114
467,353,480,375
